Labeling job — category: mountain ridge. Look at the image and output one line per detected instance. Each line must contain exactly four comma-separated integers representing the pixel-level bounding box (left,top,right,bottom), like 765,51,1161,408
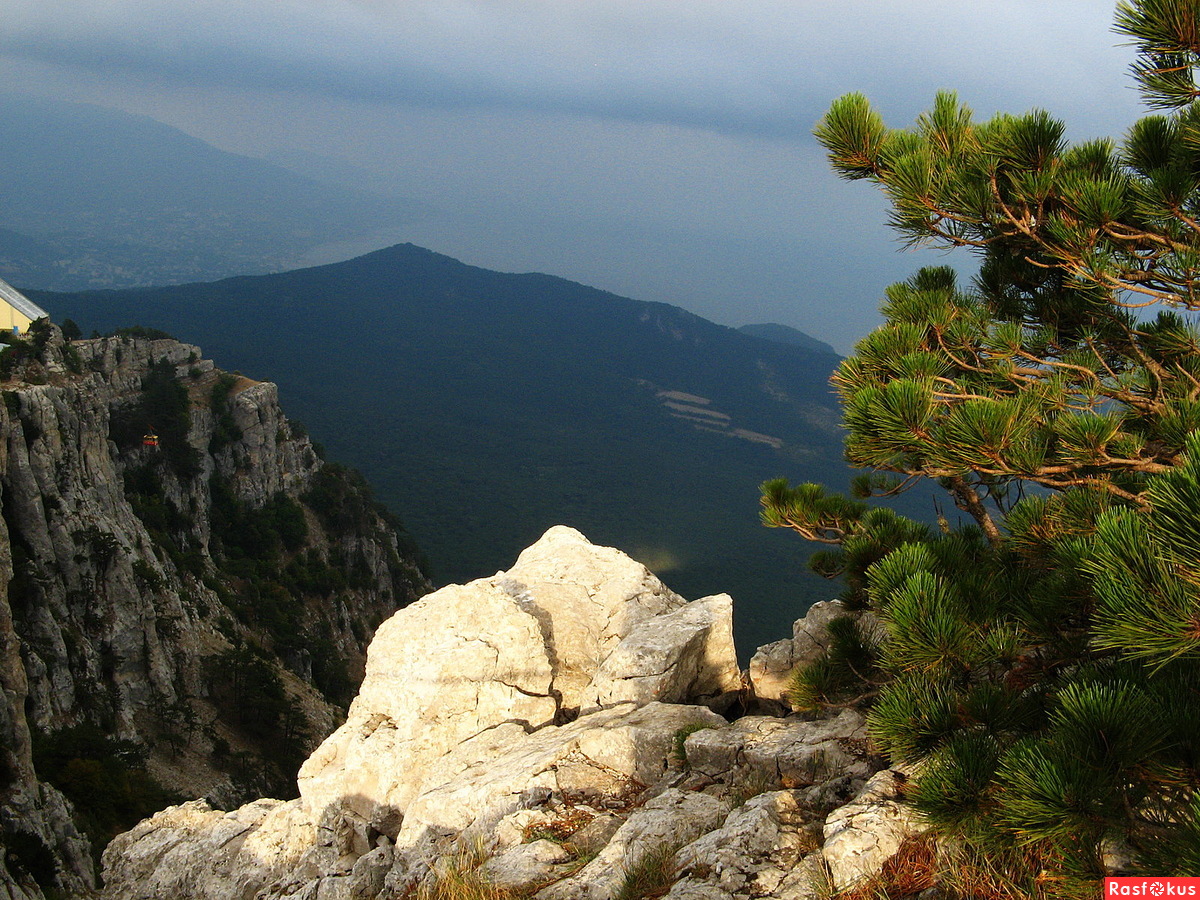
738,322,838,356
40,243,856,655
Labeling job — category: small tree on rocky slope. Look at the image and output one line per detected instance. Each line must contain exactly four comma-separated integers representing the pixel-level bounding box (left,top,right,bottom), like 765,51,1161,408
762,0,1200,890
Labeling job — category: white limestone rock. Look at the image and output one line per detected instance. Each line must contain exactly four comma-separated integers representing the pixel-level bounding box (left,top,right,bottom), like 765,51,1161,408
749,600,847,704
563,812,623,857
535,789,732,900
403,702,726,842
297,580,558,833
496,524,693,710
476,840,574,893
683,708,873,790
669,791,815,898
747,638,795,706
344,844,394,900
100,799,317,900
662,883,735,900
675,794,784,880
822,769,925,892
773,851,832,900
793,600,847,659
299,525,739,839
583,593,741,712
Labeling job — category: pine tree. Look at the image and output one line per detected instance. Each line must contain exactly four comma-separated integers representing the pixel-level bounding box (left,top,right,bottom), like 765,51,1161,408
762,0,1200,889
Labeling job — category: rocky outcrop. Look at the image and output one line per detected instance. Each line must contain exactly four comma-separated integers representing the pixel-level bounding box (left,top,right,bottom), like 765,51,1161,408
682,709,876,790
298,525,740,836
101,526,743,899
668,790,826,899
101,528,924,900
0,324,429,899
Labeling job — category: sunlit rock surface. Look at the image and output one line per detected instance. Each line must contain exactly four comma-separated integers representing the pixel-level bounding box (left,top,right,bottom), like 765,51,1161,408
102,528,920,900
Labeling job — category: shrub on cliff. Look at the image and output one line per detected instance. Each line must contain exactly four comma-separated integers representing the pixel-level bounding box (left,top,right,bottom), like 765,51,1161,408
762,0,1200,888
109,356,201,478
31,724,178,856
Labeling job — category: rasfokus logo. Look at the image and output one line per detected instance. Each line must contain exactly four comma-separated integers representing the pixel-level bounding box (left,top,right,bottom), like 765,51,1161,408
1107,879,1200,896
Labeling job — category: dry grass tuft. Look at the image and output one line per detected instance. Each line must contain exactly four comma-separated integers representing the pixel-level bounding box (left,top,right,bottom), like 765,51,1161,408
833,836,1103,900
614,843,681,900
415,869,521,900
415,844,528,900
936,843,1101,900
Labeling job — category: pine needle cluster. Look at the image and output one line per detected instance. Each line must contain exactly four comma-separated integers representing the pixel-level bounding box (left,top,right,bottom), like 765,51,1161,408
762,0,1200,889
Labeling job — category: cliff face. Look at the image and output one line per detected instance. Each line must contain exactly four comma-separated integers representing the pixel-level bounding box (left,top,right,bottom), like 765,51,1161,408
0,324,429,900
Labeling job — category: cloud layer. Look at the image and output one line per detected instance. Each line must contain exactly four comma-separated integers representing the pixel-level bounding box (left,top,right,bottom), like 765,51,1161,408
1,0,1141,141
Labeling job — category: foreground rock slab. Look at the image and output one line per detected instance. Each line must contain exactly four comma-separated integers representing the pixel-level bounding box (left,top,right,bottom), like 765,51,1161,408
823,768,923,892
101,527,926,900
101,527,745,900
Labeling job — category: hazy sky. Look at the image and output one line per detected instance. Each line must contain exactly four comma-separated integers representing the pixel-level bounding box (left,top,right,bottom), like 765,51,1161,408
0,1,1144,352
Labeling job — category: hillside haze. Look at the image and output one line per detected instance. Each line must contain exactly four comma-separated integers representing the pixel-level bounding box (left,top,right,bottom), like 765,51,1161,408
0,93,420,290
738,323,839,356
45,245,854,653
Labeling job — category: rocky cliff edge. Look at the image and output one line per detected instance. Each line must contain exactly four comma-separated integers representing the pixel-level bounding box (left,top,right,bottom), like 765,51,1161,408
0,324,429,900
101,527,921,900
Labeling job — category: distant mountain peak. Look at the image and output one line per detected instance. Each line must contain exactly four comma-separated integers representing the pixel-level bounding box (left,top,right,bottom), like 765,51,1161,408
738,323,838,357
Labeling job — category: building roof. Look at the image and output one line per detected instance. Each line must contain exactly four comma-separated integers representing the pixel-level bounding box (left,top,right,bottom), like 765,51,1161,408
0,277,48,322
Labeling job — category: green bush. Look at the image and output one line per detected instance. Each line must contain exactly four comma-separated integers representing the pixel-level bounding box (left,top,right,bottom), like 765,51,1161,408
206,641,308,793
32,724,178,857
109,358,200,478
0,341,32,380
208,373,244,453
210,477,307,565
303,463,429,578
131,559,165,591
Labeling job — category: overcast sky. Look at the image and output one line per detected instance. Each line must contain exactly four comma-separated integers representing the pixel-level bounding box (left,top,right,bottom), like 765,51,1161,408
0,0,1144,352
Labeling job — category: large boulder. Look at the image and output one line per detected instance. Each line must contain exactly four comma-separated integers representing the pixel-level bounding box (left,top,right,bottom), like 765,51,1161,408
583,592,740,712
298,526,740,835
495,525,739,711
296,580,560,830
102,526,743,900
